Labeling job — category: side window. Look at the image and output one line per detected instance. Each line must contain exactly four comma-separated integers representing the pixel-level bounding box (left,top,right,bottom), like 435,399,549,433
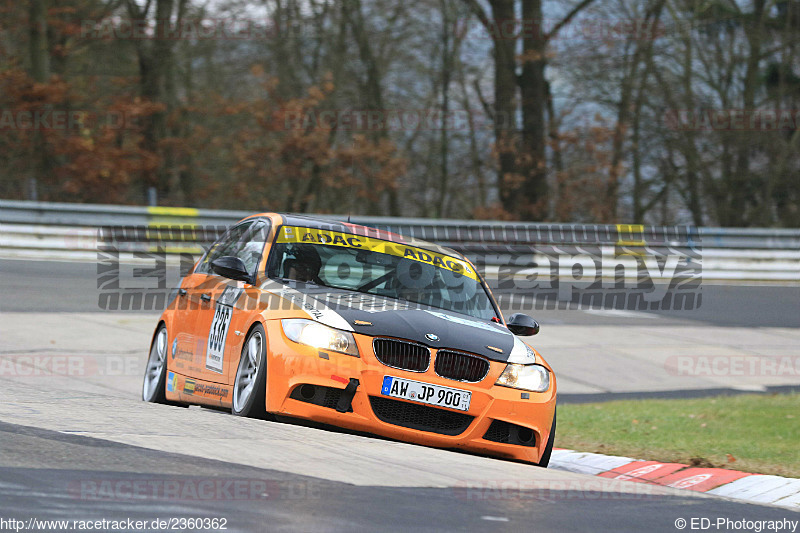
237,221,270,276
196,219,271,278
196,222,254,275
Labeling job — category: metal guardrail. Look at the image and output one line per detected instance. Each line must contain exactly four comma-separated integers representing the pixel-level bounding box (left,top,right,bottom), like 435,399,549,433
1,199,799,247
1,200,798,282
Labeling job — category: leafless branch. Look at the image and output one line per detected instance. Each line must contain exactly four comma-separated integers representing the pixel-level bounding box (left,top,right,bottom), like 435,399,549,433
546,0,595,41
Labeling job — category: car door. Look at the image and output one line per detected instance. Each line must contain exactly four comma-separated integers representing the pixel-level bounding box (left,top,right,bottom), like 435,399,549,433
169,269,211,377
192,219,270,383
169,227,244,378
178,221,255,381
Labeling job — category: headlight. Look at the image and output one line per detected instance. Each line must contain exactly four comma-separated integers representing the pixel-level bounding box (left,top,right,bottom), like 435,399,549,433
495,363,550,392
281,319,359,357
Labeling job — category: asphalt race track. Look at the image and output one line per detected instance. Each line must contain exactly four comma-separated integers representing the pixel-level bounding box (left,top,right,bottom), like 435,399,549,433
0,419,794,532
1,258,799,531
0,380,795,533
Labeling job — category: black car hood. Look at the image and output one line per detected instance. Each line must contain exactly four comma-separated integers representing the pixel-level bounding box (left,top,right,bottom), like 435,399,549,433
270,283,516,361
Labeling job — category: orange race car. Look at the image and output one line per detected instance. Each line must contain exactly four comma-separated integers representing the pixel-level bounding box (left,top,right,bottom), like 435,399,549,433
142,213,557,466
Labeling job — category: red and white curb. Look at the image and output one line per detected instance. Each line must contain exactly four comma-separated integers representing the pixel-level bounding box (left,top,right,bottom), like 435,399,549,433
550,449,800,509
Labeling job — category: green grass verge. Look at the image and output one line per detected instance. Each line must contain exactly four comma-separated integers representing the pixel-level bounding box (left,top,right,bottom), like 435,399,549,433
555,392,800,478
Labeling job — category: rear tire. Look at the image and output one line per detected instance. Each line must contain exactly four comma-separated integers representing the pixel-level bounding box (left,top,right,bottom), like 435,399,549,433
232,324,268,418
142,325,168,403
537,409,557,468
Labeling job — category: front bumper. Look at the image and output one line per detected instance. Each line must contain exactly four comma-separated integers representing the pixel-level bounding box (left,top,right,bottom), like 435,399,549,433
264,320,557,464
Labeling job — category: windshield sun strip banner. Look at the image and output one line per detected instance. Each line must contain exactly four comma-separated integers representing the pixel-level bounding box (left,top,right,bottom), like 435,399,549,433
277,225,478,281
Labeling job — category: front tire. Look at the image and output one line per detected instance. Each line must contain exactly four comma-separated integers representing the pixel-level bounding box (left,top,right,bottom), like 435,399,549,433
232,324,268,418
537,409,556,468
142,325,168,403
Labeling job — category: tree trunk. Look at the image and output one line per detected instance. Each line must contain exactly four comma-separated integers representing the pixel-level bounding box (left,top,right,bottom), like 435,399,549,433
28,0,50,201
437,0,453,218
129,0,179,204
342,0,399,215
489,0,519,215
518,0,547,220
546,80,563,219
730,0,766,226
608,0,665,223
29,0,49,83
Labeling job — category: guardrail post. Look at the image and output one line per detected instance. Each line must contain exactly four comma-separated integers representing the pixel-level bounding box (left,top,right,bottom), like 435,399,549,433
27,178,38,202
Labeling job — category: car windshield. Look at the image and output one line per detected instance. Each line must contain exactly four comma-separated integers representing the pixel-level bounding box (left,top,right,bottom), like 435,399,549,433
267,225,498,320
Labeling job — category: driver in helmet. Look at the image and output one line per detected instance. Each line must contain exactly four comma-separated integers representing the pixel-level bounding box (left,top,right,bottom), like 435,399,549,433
285,245,323,284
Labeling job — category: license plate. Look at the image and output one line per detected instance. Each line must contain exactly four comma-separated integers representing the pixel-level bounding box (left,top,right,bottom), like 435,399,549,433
380,376,471,411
